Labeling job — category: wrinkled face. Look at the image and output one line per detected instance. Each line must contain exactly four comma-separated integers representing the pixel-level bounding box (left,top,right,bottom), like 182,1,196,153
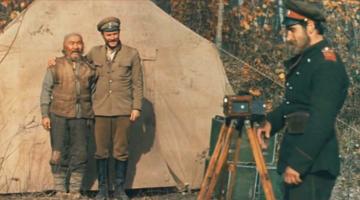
286,24,310,54
63,35,84,60
102,31,120,49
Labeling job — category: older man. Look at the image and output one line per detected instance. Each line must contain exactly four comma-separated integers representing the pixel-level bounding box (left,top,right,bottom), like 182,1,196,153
87,17,143,200
40,33,97,198
257,1,349,200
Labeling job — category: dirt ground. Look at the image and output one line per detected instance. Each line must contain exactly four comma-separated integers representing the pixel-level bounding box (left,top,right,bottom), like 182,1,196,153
0,189,198,200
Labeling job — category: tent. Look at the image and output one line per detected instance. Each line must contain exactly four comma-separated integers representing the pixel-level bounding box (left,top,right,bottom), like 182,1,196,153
0,0,232,193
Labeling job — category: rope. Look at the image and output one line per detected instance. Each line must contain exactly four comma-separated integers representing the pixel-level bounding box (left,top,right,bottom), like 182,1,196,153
218,47,285,89
0,6,28,66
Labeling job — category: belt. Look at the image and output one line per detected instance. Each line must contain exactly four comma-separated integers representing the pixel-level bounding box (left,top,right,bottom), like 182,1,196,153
285,111,310,134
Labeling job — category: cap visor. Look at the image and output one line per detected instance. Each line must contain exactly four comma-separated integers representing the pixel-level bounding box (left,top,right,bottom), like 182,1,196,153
283,18,303,27
102,27,120,32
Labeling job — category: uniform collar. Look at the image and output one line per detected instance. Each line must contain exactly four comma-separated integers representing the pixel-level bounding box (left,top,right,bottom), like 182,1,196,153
301,39,328,58
104,42,122,62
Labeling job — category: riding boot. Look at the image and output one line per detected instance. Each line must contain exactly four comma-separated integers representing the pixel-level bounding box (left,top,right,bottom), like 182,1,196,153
113,160,129,200
95,159,109,200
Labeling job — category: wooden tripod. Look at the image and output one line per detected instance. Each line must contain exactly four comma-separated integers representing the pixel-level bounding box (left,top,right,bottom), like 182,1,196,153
197,118,276,200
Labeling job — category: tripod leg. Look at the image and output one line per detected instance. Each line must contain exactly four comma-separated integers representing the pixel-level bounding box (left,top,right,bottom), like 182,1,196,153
226,121,244,200
198,123,229,200
205,120,236,200
245,120,276,200
226,136,241,200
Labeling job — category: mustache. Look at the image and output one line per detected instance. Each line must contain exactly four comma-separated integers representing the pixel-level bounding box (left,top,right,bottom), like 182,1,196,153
286,40,295,45
70,49,82,54
107,39,119,43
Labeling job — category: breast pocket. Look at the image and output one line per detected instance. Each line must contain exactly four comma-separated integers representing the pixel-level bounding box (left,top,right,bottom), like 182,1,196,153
114,63,131,79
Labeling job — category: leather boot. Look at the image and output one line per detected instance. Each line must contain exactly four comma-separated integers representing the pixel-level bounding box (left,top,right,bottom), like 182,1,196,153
113,160,129,200
95,159,109,200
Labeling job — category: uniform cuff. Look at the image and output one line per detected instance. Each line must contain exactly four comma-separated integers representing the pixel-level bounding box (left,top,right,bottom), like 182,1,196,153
132,103,142,111
287,145,314,175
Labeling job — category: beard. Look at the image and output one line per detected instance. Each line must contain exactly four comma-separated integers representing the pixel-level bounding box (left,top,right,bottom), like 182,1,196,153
67,50,83,61
288,33,310,55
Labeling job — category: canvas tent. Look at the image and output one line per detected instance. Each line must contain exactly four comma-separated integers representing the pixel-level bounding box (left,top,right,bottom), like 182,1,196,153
0,0,232,193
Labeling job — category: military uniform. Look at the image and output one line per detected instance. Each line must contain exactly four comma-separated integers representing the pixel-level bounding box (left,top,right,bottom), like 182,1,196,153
88,44,143,118
266,1,349,199
89,16,143,200
40,56,97,194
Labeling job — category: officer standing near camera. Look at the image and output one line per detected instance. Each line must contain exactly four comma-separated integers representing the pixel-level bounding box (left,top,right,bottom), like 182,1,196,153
256,1,349,199
87,17,143,200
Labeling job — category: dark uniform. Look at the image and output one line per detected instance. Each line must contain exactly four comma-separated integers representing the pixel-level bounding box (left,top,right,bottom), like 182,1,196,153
266,1,349,199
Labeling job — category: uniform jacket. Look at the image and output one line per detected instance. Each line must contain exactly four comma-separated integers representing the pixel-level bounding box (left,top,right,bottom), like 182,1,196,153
87,44,143,116
42,56,97,118
267,39,349,177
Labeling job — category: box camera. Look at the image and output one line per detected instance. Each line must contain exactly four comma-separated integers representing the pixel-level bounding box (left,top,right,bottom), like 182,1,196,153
223,94,266,119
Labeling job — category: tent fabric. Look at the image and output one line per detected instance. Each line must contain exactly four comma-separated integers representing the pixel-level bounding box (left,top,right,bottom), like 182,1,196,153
0,0,232,193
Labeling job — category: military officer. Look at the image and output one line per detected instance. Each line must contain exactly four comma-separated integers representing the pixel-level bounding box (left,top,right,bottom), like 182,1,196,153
257,0,349,199
40,33,97,199
87,17,143,200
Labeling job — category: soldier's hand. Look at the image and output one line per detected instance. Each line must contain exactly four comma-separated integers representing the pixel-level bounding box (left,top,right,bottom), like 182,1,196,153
47,58,56,67
130,110,141,122
284,166,302,185
41,117,51,131
256,120,271,149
